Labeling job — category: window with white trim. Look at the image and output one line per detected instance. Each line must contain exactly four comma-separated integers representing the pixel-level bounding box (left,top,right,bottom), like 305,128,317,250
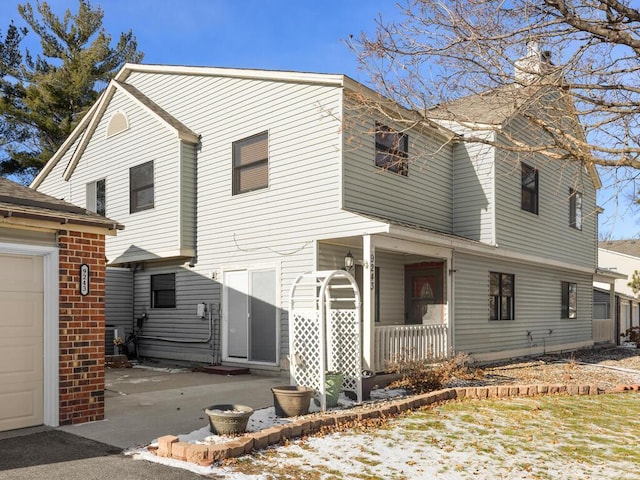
569,188,582,230
375,123,408,176
561,281,577,319
130,161,154,213
233,132,268,195
86,178,106,216
490,272,515,320
521,162,538,214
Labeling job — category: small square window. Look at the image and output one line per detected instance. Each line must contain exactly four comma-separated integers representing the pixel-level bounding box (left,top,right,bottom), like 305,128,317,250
130,161,154,213
561,282,577,319
151,273,176,308
233,132,268,195
86,179,106,216
375,123,408,176
569,188,582,230
490,272,515,320
521,163,538,214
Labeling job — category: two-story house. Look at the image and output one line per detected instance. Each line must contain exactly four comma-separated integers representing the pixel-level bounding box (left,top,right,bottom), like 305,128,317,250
32,62,605,373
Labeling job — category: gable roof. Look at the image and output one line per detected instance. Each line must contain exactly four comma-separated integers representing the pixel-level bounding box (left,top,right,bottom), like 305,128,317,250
31,77,200,189
0,177,123,232
599,240,640,257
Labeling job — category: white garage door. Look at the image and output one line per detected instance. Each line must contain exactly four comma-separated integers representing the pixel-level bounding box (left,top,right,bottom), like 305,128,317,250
0,253,44,432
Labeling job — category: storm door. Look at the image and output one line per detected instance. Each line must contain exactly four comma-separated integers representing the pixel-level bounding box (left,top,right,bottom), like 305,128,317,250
405,262,445,325
223,268,278,363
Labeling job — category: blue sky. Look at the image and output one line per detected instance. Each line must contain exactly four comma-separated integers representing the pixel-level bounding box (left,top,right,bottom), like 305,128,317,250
1,0,637,239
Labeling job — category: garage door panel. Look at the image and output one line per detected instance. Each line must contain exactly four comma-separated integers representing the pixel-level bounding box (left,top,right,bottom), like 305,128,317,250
0,339,43,383
0,384,43,432
0,254,43,292
0,292,43,336
0,253,44,432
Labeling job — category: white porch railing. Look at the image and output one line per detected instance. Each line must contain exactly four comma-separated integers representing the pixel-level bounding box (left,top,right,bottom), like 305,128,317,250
593,318,615,344
373,324,448,372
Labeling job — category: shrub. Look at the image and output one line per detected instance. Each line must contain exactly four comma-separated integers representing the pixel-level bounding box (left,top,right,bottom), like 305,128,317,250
621,326,640,348
387,351,481,394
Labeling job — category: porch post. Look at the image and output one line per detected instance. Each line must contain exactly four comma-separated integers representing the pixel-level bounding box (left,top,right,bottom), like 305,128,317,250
609,281,616,343
362,234,375,371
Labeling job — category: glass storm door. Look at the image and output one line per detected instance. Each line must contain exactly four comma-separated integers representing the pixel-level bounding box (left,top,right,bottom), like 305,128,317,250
223,269,277,363
405,263,444,325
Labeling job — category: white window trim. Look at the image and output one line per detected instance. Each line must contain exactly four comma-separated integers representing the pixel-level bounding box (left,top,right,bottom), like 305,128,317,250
0,242,59,427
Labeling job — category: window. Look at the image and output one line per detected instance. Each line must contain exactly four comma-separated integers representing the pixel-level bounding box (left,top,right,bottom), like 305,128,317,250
569,188,582,230
521,162,538,214
130,161,154,213
490,272,515,320
561,282,577,319
233,132,268,195
151,273,176,308
375,123,408,176
86,179,106,216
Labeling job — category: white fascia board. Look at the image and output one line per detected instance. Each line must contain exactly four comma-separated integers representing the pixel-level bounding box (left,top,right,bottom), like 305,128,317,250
31,96,104,189
386,224,596,275
115,63,346,87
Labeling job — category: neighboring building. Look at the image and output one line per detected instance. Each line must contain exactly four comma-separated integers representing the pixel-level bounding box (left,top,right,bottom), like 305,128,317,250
594,242,640,342
0,178,122,432
33,61,605,373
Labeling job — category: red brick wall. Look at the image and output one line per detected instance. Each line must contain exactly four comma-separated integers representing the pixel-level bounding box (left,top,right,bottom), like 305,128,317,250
57,230,106,425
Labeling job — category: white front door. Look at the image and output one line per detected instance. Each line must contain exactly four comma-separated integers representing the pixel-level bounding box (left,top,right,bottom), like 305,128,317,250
0,253,44,432
223,268,278,364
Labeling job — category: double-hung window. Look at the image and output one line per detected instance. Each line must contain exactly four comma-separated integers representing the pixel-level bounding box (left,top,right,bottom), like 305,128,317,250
86,179,106,216
375,123,408,176
569,188,582,230
490,272,515,320
130,161,154,213
521,162,538,214
233,132,268,195
561,282,577,319
151,273,176,308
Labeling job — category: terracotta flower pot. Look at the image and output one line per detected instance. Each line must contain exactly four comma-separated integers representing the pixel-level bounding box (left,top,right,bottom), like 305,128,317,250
271,386,315,417
204,404,253,435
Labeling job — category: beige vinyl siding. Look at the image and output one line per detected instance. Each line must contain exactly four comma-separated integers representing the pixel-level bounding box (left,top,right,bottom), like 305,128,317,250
35,136,82,201
493,114,597,269
452,136,495,244
134,265,219,363
342,99,454,233
105,267,133,339
453,252,593,357
180,142,197,254
116,73,388,363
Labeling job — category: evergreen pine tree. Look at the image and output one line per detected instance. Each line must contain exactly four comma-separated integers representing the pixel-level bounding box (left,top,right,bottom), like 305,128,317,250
0,0,143,181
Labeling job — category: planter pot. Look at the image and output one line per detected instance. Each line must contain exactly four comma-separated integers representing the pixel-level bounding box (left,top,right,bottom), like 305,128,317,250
325,372,344,407
272,386,314,417
204,404,253,435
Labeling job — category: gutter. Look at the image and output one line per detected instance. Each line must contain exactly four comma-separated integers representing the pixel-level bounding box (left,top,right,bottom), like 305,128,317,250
0,208,124,231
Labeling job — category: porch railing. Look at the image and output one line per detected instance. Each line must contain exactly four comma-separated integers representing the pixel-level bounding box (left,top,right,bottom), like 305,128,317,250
373,324,448,372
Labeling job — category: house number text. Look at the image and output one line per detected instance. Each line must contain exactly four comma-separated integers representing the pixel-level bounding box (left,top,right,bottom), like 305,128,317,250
80,264,90,296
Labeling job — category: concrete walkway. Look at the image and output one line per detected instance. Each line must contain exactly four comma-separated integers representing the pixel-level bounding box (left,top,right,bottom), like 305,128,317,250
59,364,287,449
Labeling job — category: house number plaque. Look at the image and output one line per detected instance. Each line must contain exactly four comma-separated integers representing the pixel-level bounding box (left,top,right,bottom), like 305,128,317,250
80,264,90,296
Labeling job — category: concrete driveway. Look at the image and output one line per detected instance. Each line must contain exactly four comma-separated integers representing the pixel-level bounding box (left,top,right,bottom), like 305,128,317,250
62,364,287,448
0,365,285,479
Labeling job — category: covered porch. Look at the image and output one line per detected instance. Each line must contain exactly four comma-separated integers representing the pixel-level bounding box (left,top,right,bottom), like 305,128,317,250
318,233,453,372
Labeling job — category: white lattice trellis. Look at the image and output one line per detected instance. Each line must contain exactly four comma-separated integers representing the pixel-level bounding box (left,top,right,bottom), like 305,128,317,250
289,270,362,410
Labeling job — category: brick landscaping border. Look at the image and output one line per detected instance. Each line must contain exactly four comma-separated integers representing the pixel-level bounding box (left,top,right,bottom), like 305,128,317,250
151,383,639,467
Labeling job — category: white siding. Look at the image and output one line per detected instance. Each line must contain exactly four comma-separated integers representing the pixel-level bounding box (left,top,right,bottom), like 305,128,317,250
105,267,133,339
452,136,495,243
342,99,454,232
494,114,598,269
36,136,82,201
453,252,593,357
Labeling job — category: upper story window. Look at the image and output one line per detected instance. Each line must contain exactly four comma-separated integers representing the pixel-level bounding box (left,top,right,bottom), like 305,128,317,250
233,132,268,195
375,123,408,176
130,161,154,213
490,272,515,321
569,188,582,230
86,179,106,216
521,162,538,214
151,273,176,308
561,281,577,319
